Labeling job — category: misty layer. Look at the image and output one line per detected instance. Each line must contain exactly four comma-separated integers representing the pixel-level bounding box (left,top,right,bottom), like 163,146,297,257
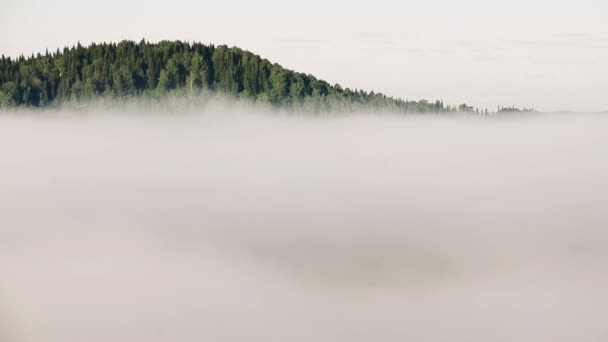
1,110,608,342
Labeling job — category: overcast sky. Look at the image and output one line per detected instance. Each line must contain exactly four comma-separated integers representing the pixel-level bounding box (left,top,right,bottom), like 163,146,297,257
1,0,607,111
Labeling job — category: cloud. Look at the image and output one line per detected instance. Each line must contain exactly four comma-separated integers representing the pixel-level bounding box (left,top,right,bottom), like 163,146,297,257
503,34,608,49
275,37,327,45
353,32,411,47
1,109,608,341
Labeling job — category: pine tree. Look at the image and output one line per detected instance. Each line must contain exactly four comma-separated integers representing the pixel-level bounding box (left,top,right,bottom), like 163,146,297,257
0,40,480,113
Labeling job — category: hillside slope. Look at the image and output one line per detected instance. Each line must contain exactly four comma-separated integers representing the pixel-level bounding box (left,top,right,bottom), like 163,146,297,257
0,40,467,113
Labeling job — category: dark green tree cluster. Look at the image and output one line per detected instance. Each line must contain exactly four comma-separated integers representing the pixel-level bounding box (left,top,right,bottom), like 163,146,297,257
0,40,464,113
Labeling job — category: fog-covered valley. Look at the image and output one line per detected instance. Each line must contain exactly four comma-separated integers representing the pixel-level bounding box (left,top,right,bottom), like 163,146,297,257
1,109,608,342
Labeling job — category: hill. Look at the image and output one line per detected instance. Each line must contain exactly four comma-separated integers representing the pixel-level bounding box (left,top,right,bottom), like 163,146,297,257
0,40,468,113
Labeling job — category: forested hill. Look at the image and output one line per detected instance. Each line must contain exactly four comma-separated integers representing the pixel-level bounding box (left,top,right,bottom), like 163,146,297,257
0,40,473,113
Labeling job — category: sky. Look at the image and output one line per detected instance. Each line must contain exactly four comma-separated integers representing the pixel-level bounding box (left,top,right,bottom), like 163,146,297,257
1,0,607,111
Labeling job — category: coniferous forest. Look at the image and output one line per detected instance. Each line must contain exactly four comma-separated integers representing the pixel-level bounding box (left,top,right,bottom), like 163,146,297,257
0,40,480,113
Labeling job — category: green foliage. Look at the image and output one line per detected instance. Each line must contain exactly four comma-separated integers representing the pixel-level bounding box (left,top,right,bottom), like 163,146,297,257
0,81,18,107
0,40,467,113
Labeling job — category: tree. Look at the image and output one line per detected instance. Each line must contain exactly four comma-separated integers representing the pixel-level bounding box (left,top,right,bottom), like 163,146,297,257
185,53,205,97
268,65,288,105
0,82,17,106
0,39,482,113
157,58,179,92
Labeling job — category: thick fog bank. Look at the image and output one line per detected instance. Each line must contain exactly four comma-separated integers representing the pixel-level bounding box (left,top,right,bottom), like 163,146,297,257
1,110,608,342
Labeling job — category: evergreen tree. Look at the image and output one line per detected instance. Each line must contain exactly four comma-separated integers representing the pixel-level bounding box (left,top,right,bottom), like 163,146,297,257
0,39,479,113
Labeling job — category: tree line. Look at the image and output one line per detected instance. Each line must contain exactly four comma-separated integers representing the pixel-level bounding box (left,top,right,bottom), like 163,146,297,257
1,39,479,113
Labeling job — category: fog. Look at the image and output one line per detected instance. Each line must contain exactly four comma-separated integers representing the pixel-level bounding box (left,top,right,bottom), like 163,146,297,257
1,108,608,342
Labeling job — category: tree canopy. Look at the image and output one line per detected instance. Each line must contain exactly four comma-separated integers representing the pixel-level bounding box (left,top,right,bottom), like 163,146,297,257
1,40,474,113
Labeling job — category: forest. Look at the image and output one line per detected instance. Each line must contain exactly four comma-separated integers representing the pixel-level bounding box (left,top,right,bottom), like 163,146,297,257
0,40,481,113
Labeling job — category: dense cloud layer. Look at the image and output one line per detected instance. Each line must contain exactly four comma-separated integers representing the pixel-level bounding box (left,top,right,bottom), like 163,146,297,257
1,110,608,342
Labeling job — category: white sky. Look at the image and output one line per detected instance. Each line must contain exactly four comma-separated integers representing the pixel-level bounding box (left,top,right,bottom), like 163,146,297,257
1,0,607,111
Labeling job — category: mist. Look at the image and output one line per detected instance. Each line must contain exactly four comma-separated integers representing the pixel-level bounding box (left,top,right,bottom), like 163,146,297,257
1,108,608,342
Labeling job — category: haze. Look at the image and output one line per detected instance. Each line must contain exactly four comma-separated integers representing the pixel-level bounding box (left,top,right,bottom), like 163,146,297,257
1,0,608,111
1,107,608,342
